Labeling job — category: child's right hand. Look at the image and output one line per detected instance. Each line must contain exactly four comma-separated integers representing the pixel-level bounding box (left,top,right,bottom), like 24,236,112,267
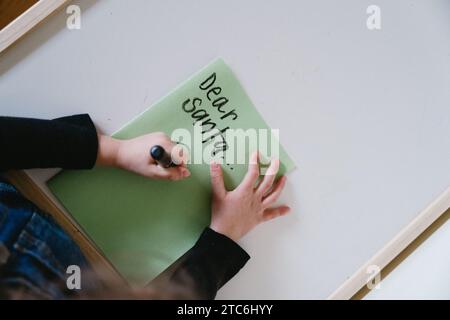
209,151,290,241
97,132,190,181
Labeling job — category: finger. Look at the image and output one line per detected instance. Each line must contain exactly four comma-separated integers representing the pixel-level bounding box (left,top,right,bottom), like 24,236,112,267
262,205,291,222
241,151,260,189
262,175,287,207
210,162,226,199
149,165,189,181
256,159,280,196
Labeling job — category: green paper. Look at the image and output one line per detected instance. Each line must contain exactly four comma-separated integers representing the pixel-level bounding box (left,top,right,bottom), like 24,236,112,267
48,59,295,285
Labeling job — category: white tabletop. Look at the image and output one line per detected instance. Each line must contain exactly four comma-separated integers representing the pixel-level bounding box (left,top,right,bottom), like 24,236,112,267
1,0,449,299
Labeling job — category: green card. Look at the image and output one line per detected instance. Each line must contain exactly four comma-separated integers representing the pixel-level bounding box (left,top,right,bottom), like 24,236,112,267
48,58,295,285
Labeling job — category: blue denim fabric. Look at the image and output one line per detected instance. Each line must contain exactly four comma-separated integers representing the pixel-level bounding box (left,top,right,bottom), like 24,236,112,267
0,177,96,299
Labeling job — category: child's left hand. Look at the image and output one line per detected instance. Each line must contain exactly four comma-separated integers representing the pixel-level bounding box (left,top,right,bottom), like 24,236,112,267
96,133,190,181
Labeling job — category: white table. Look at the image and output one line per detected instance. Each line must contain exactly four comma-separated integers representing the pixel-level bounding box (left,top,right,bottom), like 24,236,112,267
1,0,449,299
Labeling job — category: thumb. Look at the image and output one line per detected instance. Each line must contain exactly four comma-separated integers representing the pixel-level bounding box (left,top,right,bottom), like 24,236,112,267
210,162,226,199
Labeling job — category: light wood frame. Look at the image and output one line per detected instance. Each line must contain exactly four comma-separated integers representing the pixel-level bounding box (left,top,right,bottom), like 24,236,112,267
331,187,450,299
0,0,69,53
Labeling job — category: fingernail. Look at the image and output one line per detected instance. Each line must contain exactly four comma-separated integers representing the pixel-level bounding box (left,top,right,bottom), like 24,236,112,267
182,169,190,177
284,206,291,213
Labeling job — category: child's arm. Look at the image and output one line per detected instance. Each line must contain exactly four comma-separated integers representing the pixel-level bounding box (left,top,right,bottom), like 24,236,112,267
0,114,189,180
151,152,290,299
0,114,98,170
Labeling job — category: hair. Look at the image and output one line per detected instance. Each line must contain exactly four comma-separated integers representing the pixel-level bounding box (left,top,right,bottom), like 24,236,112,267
0,264,196,300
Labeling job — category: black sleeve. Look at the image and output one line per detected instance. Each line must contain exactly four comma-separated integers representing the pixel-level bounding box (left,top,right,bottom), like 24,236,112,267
0,114,99,171
150,228,250,299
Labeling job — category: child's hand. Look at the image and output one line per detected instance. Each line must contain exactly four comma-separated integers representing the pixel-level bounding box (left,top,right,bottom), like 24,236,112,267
97,133,190,181
209,151,290,241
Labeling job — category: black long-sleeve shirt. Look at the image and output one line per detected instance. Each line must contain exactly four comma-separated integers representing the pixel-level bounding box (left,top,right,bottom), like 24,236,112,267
0,114,249,299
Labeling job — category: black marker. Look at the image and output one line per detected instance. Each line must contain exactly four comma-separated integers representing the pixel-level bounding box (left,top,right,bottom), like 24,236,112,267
150,145,177,168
